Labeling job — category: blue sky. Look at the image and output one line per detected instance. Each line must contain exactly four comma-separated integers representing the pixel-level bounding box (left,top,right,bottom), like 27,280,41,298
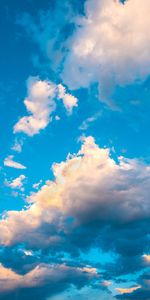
0,0,150,299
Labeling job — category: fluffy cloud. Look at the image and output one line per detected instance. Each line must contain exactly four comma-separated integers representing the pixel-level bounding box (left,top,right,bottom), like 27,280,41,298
5,175,26,190
4,155,26,169
0,136,150,298
14,77,78,136
61,0,150,103
19,0,150,105
57,84,78,114
0,136,150,250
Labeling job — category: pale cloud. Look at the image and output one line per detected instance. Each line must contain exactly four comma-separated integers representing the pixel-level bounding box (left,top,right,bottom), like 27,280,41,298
32,180,43,190
14,77,56,136
5,175,26,190
55,115,60,121
4,155,26,170
14,77,78,136
11,139,23,153
62,0,150,104
101,281,112,287
79,112,101,130
57,84,78,114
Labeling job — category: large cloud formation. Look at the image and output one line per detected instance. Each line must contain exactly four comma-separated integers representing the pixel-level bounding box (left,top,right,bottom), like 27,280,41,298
62,0,150,103
0,136,150,299
20,0,150,105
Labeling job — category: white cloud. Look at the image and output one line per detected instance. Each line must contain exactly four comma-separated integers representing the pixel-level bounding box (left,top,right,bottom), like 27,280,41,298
62,0,150,103
5,175,26,190
57,84,78,114
14,77,56,136
4,155,26,170
14,77,78,136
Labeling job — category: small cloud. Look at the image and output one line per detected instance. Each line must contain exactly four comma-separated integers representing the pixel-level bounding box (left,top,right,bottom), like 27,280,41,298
11,139,23,153
55,115,60,121
58,84,78,114
79,112,101,131
13,78,78,137
116,285,141,294
4,155,26,169
5,175,26,190
23,250,33,256
101,280,112,287
143,254,150,264
33,180,43,190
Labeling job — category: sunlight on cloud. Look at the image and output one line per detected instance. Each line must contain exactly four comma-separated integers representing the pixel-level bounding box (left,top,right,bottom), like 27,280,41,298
14,77,78,136
116,285,141,294
62,0,150,104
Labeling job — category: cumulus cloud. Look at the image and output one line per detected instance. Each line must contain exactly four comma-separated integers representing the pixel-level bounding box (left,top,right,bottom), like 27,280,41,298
18,0,150,106
61,0,150,103
4,155,26,169
0,136,150,253
0,136,150,298
14,77,78,136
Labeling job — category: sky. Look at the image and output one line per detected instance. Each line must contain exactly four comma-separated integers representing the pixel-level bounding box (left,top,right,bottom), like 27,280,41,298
0,0,150,299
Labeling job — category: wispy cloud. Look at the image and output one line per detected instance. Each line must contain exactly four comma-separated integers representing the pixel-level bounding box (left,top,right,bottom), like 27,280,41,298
79,112,101,130
4,155,26,169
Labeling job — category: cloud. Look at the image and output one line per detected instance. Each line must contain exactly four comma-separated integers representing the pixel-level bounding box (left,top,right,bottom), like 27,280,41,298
79,111,101,130
0,136,150,298
116,272,150,299
61,0,150,103
57,84,78,114
143,254,150,265
11,139,24,153
4,155,26,169
33,180,43,190
14,77,56,136
0,136,150,255
14,77,78,136
5,175,26,190
116,285,141,294
19,0,150,105
0,263,95,300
